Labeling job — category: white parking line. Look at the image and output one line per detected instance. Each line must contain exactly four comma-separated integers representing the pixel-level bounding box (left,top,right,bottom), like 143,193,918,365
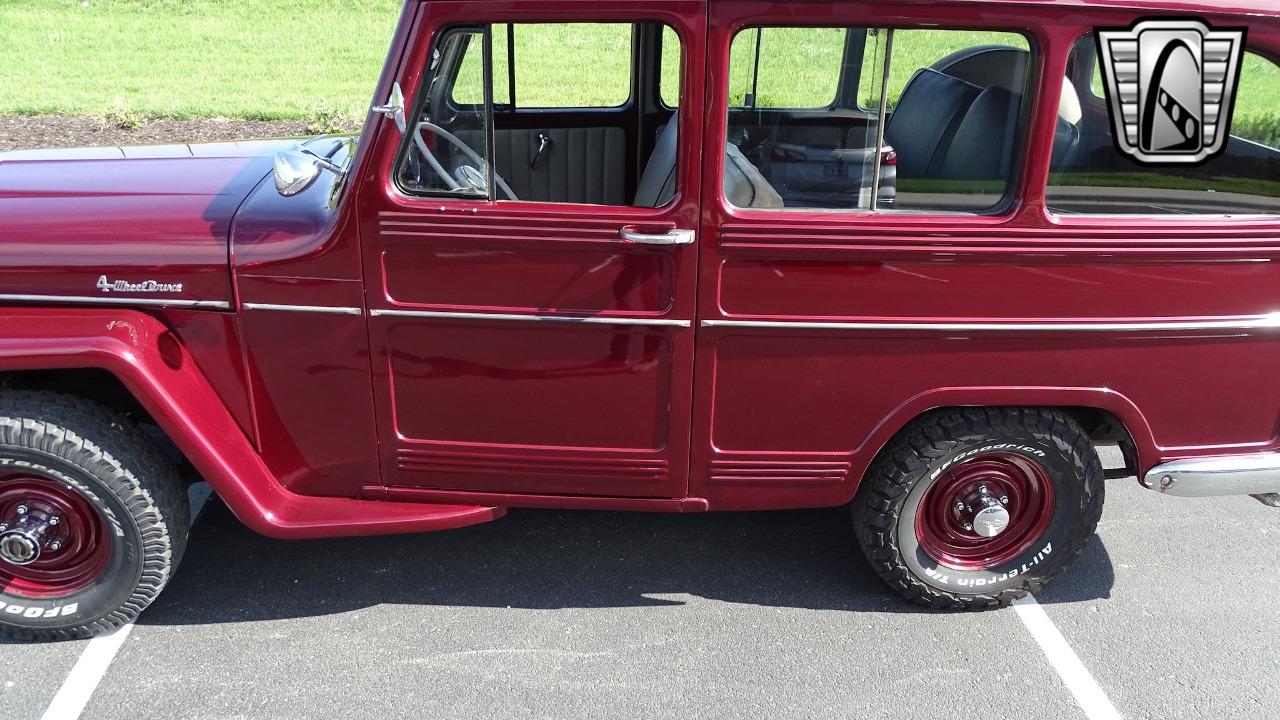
39,483,213,720
1013,594,1123,720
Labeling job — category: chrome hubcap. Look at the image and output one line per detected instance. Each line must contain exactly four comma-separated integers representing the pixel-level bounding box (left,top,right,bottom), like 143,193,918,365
0,504,61,567
957,484,1011,538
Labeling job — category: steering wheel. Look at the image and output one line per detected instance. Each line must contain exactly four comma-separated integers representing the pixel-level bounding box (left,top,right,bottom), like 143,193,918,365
412,121,518,201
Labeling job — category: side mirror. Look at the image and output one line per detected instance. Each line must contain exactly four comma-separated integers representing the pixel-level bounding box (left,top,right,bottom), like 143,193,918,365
372,82,407,135
273,148,345,197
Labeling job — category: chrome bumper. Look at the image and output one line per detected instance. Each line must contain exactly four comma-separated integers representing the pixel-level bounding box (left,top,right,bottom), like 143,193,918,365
1143,453,1280,505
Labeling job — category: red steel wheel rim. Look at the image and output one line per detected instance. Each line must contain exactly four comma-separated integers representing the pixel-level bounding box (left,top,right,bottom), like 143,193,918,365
915,452,1056,571
0,472,112,599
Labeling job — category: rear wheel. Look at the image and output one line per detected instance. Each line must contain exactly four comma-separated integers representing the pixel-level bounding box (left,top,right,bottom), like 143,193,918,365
853,407,1103,609
0,391,188,641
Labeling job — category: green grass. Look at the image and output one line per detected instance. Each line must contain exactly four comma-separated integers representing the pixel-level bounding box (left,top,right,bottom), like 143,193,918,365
2,1,1278,148
0,0,401,121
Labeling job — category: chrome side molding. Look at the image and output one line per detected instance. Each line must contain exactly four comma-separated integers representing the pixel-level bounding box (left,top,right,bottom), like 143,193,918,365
370,308,690,327
1142,453,1280,501
702,314,1280,332
242,303,363,316
0,293,230,310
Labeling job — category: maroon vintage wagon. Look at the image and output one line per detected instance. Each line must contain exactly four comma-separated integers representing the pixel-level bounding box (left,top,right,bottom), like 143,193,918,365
1,0,1278,640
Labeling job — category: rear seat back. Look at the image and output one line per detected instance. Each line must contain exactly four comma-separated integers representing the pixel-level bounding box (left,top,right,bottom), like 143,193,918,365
936,86,1022,180
884,68,983,178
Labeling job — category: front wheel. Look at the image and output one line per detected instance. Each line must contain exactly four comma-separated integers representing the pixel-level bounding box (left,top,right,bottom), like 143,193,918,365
853,408,1103,610
0,391,189,641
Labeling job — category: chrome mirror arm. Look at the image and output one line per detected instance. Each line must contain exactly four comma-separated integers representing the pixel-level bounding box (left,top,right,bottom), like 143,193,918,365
372,82,408,134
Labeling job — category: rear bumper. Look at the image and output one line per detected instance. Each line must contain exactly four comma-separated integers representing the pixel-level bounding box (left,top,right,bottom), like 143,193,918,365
1142,453,1280,501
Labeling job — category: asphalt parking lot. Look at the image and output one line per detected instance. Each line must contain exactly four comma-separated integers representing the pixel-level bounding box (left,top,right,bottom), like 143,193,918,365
2,448,1278,720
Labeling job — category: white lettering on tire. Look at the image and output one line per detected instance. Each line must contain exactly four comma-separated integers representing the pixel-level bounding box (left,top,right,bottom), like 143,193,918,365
930,443,1047,481
0,600,79,617
920,542,1054,586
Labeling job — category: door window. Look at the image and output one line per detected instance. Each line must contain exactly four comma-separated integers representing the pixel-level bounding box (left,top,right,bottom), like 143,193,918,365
397,22,683,207
723,25,1033,214
1047,36,1280,216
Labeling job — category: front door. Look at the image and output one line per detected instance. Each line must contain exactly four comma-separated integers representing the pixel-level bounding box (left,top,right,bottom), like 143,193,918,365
359,1,706,499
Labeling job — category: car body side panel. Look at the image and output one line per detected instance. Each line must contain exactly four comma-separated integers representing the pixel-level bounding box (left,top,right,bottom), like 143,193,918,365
153,309,257,444
0,307,502,538
690,1,1280,510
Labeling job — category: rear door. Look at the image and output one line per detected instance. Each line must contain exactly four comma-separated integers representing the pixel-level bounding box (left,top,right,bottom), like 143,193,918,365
358,1,707,500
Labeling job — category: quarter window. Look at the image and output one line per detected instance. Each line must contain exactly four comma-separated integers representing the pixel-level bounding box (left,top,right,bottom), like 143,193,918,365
723,25,1032,214
1047,36,1280,216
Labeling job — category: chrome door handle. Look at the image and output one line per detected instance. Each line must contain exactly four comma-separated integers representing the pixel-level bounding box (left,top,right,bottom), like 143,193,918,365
619,227,695,246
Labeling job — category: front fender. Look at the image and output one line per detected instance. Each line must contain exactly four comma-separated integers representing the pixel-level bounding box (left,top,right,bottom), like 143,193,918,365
0,307,502,539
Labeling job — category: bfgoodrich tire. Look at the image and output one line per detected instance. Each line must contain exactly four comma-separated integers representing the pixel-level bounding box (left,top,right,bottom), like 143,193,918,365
0,391,188,641
853,407,1103,610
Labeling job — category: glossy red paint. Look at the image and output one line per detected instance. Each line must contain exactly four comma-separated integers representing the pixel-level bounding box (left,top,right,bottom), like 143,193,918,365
915,452,1055,571
0,0,1277,541
0,308,503,538
0,140,293,307
0,473,112,599
688,0,1280,510
356,0,707,499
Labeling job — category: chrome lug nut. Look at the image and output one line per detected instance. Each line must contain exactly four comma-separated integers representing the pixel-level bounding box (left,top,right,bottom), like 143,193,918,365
999,496,1009,505
48,516,60,526
48,540,62,552
963,523,973,531
954,501,966,512
15,505,27,515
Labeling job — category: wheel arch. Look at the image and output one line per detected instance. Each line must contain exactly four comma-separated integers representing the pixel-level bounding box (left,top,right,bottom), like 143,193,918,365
848,387,1155,500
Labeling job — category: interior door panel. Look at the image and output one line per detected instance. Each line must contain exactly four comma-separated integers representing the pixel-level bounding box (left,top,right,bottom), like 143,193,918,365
456,127,628,204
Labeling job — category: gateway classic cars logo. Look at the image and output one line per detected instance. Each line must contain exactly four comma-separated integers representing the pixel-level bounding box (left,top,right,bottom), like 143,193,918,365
1096,18,1246,165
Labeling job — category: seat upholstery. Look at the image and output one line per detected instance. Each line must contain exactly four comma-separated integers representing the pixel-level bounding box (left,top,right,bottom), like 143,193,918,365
723,142,784,209
937,86,1021,180
634,113,783,209
884,68,983,179
634,113,680,208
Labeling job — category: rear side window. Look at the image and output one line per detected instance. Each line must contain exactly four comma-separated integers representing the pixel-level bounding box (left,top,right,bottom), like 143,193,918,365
723,25,1032,214
1048,36,1280,216
859,30,1031,110
728,28,849,109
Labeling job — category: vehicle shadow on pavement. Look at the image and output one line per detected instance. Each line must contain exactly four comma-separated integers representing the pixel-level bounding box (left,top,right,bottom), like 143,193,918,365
139,499,1115,626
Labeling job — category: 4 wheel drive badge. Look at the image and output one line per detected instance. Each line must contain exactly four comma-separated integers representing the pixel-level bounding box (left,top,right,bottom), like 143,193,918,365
1096,18,1246,165
96,275,184,294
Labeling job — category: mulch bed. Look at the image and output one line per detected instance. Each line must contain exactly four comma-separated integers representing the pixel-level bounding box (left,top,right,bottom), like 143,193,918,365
0,114,362,153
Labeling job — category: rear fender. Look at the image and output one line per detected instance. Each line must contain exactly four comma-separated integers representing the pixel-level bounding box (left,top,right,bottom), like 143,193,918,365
848,386,1160,498
0,308,503,539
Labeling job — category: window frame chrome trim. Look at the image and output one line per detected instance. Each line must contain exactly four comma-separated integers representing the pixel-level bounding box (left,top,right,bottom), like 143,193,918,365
370,308,690,327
